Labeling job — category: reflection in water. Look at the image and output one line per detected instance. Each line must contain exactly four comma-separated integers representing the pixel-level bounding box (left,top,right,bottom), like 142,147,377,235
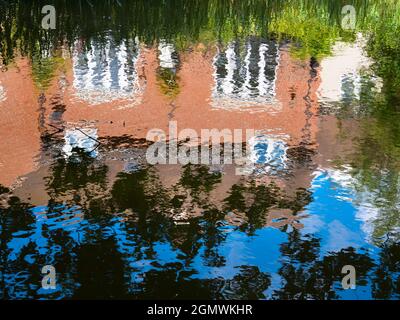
1,0,400,301
63,127,99,158
212,39,281,112
0,83,6,103
249,134,288,175
156,40,180,97
318,35,382,109
158,41,179,70
72,37,144,105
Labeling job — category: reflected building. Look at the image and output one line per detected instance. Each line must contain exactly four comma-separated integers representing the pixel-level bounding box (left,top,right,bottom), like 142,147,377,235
249,134,289,175
62,38,320,152
0,38,322,215
61,40,172,139
2,38,322,224
212,38,281,112
62,126,99,158
158,40,179,71
0,59,41,187
0,81,6,103
173,41,319,145
72,36,145,106
318,35,382,106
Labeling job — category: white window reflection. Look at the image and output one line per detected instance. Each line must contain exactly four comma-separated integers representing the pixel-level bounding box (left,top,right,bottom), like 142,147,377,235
72,36,143,105
0,83,6,103
248,134,288,174
63,127,99,158
212,39,281,112
158,40,179,70
318,34,382,105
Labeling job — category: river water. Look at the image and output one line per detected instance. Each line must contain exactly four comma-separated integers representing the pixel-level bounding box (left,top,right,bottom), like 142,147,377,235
0,0,399,300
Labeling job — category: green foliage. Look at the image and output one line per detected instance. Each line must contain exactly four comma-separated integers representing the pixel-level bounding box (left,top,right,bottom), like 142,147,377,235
31,55,64,91
156,68,180,98
0,0,397,63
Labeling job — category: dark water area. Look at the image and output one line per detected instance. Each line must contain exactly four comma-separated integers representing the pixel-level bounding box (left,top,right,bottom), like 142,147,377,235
1,0,400,300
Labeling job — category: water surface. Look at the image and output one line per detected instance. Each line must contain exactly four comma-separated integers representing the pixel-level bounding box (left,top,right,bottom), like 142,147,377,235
1,0,400,300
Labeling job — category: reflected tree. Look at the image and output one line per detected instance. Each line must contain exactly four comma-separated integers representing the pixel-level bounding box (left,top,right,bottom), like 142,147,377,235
273,230,375,300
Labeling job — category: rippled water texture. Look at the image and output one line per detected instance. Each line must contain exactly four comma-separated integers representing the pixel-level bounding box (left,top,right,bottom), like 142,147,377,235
1,0,400,300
